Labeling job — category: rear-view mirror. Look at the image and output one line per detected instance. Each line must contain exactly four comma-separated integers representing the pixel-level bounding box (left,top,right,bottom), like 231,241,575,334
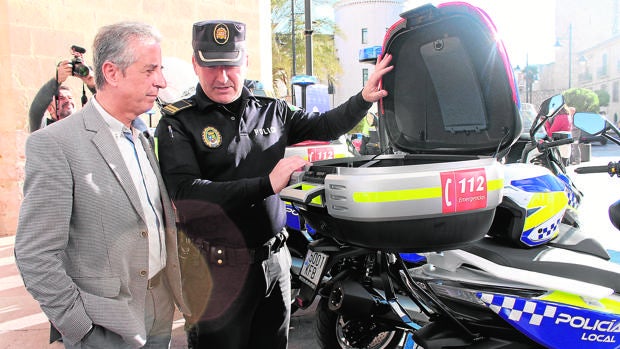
538,95,564,119
573,112,607,135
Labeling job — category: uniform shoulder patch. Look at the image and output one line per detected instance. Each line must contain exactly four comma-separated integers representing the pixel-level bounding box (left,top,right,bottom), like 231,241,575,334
253,94,277,101
161,99,196,115
252,95,279,106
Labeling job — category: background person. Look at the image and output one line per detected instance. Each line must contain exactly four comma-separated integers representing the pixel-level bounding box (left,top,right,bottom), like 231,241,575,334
41,85,75,128
28,47,96,132
360,112,379,155
15,21,187,349
155,19,393,349
544,105,573,165
568,106,582,165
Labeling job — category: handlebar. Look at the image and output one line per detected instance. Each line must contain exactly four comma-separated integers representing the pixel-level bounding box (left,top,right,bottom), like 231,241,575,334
537,137,573,152
574,161,620,176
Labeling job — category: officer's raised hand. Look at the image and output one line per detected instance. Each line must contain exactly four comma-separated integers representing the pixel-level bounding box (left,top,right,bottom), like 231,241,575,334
361,53,393,103
269,156,311,194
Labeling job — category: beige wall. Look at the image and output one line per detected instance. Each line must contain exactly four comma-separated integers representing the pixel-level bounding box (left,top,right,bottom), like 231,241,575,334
0,0,270,236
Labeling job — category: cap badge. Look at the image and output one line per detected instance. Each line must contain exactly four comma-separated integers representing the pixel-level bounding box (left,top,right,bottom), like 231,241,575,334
202,126,222,148
213,23,230,45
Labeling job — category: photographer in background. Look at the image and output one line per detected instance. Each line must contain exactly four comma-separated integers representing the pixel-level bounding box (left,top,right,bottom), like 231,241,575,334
28,45,96,132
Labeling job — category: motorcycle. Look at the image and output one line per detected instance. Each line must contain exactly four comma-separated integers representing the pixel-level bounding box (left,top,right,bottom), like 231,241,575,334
502,99,583,229
282,102,620,348
287,97,583,322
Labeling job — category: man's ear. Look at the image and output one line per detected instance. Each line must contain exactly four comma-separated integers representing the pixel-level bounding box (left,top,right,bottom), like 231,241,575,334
191,55,199,75
101,61,119,87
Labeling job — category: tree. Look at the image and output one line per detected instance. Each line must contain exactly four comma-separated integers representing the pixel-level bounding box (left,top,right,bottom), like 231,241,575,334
595,89,610,108
563,88,599,113
271,0,341,98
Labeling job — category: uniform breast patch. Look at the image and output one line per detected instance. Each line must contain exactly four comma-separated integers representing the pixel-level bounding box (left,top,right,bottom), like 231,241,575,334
202,126,222,148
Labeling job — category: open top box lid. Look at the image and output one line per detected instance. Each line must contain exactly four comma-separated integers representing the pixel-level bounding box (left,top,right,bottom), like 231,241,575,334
379,2,521,156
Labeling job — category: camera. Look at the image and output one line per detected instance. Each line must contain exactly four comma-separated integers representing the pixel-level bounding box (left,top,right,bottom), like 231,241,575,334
70,45,90,77
71,57,89,77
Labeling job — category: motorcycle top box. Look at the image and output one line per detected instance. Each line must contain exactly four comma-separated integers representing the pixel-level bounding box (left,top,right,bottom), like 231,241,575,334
280,2,522,252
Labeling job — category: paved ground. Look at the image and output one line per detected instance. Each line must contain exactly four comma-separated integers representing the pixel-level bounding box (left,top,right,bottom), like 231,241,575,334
0,235,317,349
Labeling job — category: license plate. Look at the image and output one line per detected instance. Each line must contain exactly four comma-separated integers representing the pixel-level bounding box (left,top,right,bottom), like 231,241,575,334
299,250,328,289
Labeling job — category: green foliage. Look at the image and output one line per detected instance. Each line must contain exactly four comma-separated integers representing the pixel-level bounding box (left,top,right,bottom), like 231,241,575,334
271,0,341,93
563,88,599,113
595,89,610,107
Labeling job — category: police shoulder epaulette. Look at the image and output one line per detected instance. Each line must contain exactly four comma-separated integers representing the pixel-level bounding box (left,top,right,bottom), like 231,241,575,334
161,99,196,116
253,93,277,100
252,95,279,104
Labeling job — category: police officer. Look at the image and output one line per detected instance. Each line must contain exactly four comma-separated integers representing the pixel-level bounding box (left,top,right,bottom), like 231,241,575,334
155,19,393,349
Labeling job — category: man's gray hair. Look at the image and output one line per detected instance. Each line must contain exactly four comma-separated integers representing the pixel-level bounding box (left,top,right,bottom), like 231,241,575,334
93,21,162,89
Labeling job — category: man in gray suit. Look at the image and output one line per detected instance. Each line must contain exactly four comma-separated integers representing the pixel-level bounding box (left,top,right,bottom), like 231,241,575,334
15,21,188,349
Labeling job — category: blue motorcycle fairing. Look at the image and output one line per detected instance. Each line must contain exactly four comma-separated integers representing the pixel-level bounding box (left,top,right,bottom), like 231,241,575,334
520,216,563,247
478,293,620,348
509,173,566,193
285,202,316,235
556,173,581,209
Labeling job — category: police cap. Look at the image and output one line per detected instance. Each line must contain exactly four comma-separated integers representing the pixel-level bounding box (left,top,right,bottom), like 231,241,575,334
192,20,246,67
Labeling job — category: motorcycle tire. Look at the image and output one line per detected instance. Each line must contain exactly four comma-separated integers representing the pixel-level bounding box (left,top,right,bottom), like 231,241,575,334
315,298,406,349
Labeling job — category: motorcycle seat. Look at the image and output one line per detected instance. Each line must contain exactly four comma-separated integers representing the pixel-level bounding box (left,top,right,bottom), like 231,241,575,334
462,237,620,293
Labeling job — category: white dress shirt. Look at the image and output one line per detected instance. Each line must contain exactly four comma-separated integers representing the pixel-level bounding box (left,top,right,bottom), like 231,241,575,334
92,98,166,278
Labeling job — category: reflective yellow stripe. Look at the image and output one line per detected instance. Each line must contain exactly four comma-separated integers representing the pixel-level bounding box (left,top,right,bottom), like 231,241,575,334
353,187,441,203
301,183,323,206
540,291,620,314
488,178,504,191
353,178,504,203
524,192,568,230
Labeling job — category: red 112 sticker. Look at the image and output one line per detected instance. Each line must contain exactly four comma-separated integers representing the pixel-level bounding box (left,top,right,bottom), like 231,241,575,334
307,147,335,162
440,168,487,213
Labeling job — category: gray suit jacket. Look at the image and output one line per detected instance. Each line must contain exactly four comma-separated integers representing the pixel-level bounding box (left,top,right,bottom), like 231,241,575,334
15,101,188,347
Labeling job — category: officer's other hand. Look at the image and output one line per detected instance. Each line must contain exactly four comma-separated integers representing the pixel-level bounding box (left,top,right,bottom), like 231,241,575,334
269,156,311,194
361,53,393,103
56,60,73,84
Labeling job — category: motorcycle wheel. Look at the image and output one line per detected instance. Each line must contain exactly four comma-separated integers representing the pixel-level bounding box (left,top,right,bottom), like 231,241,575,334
315,298,406,349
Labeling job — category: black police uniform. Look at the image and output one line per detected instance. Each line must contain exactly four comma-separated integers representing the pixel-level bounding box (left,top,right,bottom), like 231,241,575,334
155,83,372,348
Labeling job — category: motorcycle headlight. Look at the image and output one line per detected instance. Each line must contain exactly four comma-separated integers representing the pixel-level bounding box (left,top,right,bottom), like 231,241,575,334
428,282,486,306
428,281,546,306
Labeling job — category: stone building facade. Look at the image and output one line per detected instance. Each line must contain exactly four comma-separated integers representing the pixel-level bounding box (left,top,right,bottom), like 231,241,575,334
0,0,271,236
332,0,405,108
534,0,620,118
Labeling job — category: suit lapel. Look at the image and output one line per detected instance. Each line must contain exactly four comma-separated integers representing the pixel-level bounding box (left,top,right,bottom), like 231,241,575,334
138,133,176,230
83,103,147,223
